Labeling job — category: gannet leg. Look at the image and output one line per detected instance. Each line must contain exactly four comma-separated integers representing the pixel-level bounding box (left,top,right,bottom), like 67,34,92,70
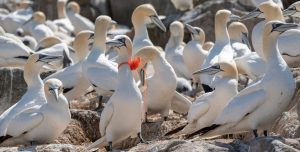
253,129,258,138
138,132,148,144
263,130,268,136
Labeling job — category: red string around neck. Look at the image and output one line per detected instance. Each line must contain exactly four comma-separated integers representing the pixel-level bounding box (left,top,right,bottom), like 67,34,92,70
118,57,141,70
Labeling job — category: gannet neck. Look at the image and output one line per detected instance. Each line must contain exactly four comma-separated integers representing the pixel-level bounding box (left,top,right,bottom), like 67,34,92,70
24,58,43,87
215,19,230,44
263,33,281,63
74,32,91,60
260,1,284,22
228,22,248,42
93,16,110,53
132,13,150,43
168,21,184,48
57,0,67,19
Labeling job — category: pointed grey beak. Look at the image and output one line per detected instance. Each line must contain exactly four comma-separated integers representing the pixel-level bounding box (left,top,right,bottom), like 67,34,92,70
272,22,299,33
150,15,166,32
241,32,251,49
106,39,125,48
49,87,59,101
240,8,262,21
283,6,297,16
193,65,222,75
139,69,145,86
185,23,197,35
111,20,117,24
22,16,33,25
37,53,63,63
229,14,240,21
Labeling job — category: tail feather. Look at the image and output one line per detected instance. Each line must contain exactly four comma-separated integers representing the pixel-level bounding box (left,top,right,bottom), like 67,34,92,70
0,135,12,144
165,123,188,136
87,136,107,151
186,124,220,139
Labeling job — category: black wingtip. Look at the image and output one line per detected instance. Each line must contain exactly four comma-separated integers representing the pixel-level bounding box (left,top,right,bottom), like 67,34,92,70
0,135,12,144
63,87,74,93
63,49,72,68
165,123,188,136
186,124,220,139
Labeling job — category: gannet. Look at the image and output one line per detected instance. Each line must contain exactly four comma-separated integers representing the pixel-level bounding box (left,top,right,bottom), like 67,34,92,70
183,24,207,87
283,1,300,17
135,45,191,121
200,10,240,92
66,1,94,34
170,0,193,11
228,22,251,58
174,61,238,136
202,41,214,51
131,4,166,85
165,21,191,80
53,0,74,35
198,21,297,139
0,53,63,137
44,31,94,101
87,35,145,151
36,36,73,70
22,35,37,50
82,16,117,108
0,28,33,68
241,1,300,67
21,11,54,42
0,78,71,146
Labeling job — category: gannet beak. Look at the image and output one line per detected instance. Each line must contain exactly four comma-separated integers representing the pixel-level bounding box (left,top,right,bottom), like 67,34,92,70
106,38,125,48
240,8,262,21
150,15,166,32
111,20,117,24
139,69,145,86
22,16,33,25
37,53,63,63
272,22,299,33
49,87,59,101
283,6,297,16
229,14,240,21
185,23,197,35
193,65,222,75
241,32,251,49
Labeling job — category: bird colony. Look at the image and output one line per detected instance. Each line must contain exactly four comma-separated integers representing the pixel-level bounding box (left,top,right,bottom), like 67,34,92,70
0,0,299,151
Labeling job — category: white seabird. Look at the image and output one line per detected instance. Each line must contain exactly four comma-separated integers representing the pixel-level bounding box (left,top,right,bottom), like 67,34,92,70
66,1,94,35
198,21,297,139
183,24,207,87
165,21,191,80
200,9,240,92
0,78,71,146
53,0,74,35
44,31,94,101
241,1,300,67
135,46,192,121
87,35,145,151
0,53,63,137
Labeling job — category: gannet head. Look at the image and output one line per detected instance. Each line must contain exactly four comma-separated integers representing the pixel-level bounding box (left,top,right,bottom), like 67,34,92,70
185,24,205,44
67,1,80,14
170,21,184,37
193,60,237,79
132,4,166,32
33,11,46,24
44,78,64,101
202,41,214,51
215,9,240,24
22,36,37,50
228,22,250,47
36,36,63,51
240,1,281,21
95,15,116,30
283,1,300,16
74,30,94,58
264,21,299,37
106,35,133,57
15,0,33,10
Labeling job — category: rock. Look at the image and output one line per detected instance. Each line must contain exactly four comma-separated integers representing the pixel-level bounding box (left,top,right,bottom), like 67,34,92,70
0,68,54,115
249,137,300,152
0,144,86,151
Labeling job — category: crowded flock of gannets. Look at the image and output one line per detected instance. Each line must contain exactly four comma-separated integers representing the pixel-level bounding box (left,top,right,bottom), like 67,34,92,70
0,0,300,151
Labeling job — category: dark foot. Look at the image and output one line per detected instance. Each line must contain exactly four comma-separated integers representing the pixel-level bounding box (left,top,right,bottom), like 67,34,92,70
138,132,149,144
202,84,214,93
253,129,258,138
263,130,268,136
105,141,113,152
